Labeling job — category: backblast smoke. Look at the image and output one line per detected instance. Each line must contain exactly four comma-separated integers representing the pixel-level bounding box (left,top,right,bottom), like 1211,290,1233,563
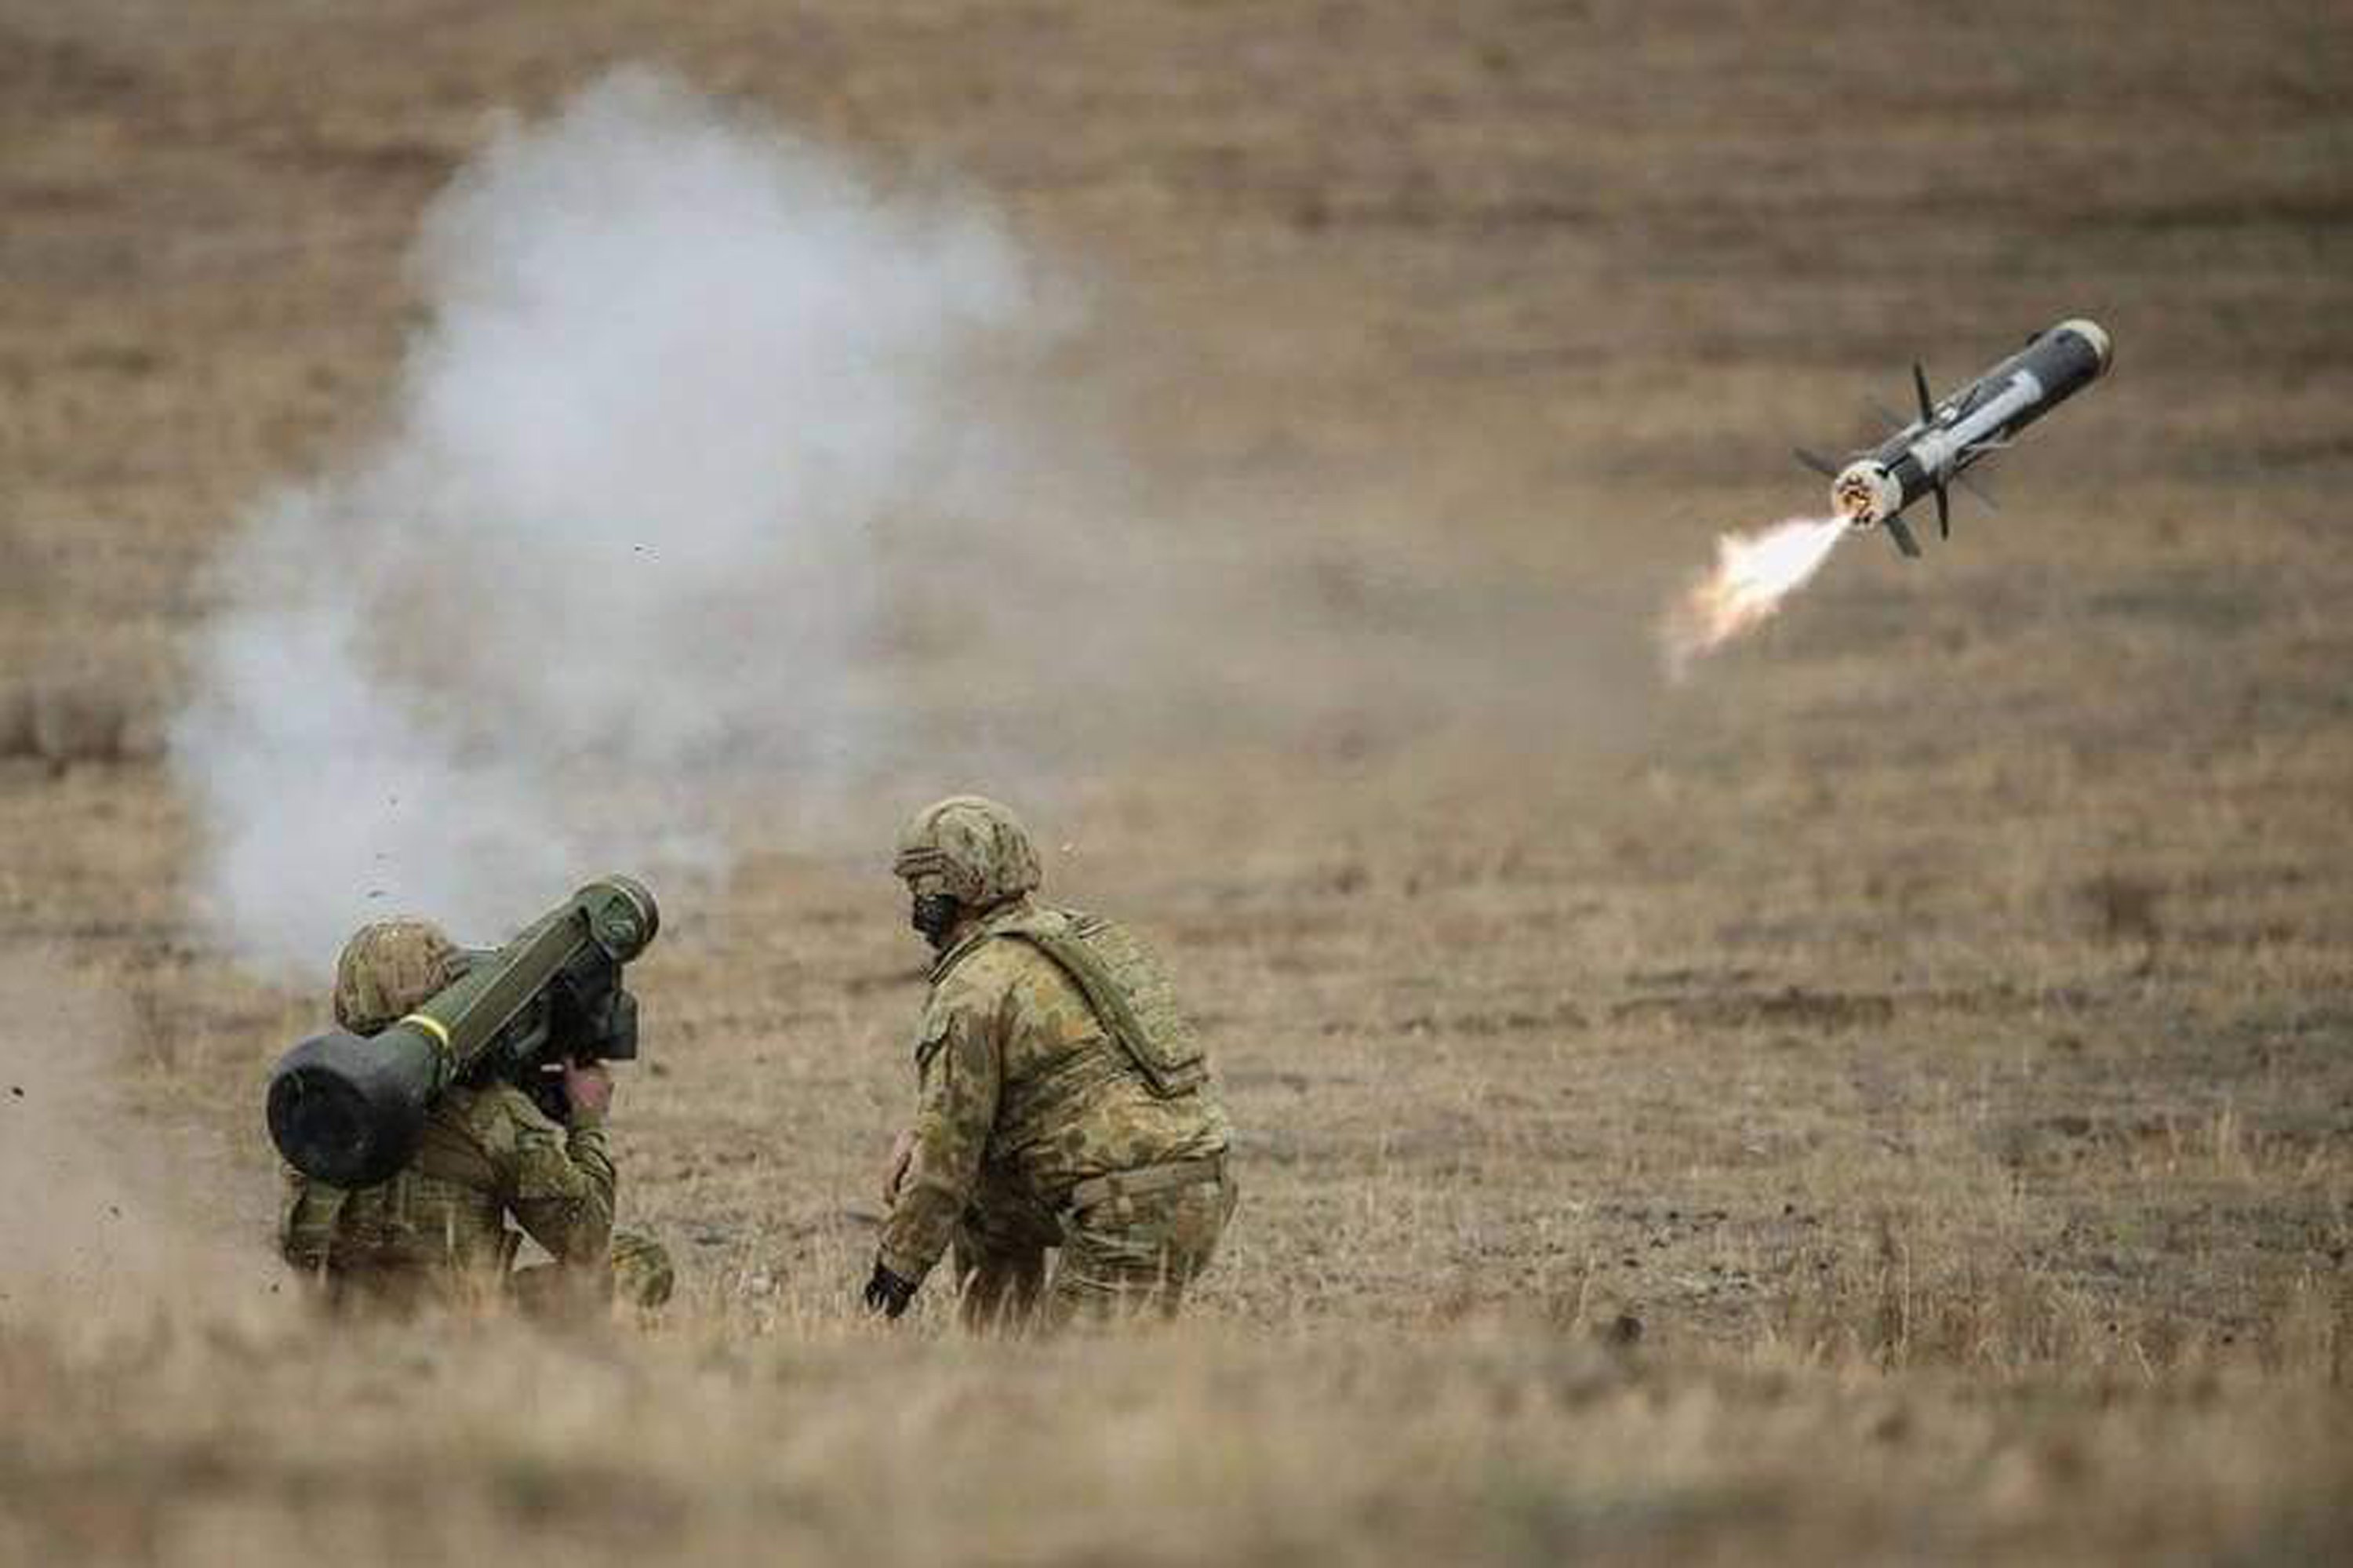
171,71,1060,974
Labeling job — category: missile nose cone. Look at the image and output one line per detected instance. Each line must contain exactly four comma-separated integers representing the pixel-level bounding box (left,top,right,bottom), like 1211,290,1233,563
2055,317,2114,373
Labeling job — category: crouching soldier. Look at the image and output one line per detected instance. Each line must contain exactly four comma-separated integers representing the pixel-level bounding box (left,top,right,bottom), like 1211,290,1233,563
864,795,1237,1331
278,918,675,1314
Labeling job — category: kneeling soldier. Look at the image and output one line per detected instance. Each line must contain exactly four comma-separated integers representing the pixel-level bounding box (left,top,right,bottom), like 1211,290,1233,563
278,918,674,1313
866,795,1237,1330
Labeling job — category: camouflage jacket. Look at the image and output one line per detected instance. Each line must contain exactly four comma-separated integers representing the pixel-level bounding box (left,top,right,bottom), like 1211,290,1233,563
278,1079,616,1300
878,900,1231,1283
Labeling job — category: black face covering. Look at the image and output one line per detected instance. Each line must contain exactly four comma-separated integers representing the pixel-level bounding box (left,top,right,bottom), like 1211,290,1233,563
910,892,963,950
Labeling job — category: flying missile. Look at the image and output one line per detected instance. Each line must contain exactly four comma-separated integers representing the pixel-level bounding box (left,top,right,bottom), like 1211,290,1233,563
1795,318,2112,558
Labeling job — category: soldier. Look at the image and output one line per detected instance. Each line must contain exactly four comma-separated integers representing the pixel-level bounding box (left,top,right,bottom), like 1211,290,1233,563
278,917,674,1313
864,795,1236,1330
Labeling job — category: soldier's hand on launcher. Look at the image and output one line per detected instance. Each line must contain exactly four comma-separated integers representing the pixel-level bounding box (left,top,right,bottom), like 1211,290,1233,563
562,1060,614,1123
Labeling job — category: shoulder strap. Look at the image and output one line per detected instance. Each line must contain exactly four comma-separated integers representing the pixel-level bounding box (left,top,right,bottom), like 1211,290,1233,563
993,909,1209,1098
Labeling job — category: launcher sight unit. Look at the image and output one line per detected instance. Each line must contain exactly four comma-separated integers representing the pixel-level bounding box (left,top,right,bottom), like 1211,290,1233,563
266,875,660,1188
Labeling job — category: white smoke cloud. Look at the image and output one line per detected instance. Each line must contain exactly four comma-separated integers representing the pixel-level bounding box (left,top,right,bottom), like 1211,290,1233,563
173,71,1063,973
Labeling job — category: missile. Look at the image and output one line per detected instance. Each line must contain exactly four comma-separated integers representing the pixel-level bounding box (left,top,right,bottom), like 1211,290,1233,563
1794,318,2112,558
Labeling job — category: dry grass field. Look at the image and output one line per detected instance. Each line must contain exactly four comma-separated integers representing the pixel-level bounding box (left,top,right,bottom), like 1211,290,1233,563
5,2,2353,1563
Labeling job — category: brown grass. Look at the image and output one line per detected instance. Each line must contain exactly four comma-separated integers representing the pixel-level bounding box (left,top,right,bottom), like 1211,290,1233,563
5,2,2353,1563
9,1308,2353,1566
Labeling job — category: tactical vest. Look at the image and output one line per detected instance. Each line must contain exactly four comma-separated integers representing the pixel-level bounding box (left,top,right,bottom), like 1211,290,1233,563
991,907,1210,1099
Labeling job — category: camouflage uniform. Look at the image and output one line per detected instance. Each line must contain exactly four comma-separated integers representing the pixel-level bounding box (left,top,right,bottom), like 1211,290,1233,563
878,797,1236,1330
278,918,674,1312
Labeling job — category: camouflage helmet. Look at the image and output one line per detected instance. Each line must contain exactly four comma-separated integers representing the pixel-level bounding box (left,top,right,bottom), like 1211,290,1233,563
333,917,465,1035
893,795,1042,909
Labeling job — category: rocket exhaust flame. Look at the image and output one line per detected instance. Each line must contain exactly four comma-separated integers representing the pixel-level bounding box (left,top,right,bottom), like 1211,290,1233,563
1660,515,1849,679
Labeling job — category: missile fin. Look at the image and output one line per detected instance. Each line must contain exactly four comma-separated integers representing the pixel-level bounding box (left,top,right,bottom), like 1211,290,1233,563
1886,515,1923,558
1792,446,1841,477
1912,362,1936,422
1933,482,1951,539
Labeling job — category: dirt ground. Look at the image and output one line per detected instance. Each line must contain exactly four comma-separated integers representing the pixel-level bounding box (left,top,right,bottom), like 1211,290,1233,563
5,2,2353,1563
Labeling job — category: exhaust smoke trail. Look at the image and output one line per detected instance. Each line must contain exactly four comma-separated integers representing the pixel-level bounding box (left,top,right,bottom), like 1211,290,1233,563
1660,515,1849,680
170,70,1058,976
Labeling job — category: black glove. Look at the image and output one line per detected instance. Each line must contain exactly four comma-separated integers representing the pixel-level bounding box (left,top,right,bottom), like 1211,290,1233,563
863,1260,917,1320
